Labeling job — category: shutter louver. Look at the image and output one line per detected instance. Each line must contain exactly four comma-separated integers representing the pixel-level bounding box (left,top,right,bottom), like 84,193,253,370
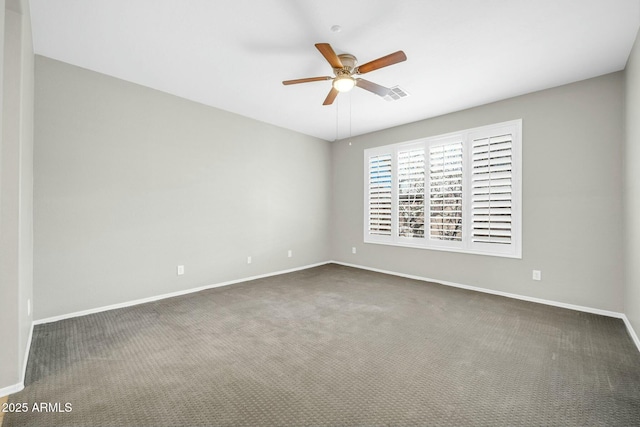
471,134,513,244
398,148,425,238
429,142,463,241
368,154,392,236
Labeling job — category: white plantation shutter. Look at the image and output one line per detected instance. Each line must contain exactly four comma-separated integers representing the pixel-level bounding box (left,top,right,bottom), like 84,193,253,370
364,120,521,258
429,142,463,242
398,148,425,239
471,133,513,245
368,154,393,236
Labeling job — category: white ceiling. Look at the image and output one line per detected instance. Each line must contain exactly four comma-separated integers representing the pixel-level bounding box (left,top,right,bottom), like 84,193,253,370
29,0,640,141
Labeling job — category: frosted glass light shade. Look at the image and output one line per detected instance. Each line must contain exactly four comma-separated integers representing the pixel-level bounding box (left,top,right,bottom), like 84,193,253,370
333,76,355,92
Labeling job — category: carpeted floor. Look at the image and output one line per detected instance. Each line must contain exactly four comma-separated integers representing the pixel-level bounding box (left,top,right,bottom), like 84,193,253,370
3,264,640,426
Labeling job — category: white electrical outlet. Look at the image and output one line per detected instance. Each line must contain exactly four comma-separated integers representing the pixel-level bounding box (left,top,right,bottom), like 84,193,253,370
532,270,541,281
352,247,357,254
247,256,252,264
177,265,185,276
27,298,31,316
288,250,292,258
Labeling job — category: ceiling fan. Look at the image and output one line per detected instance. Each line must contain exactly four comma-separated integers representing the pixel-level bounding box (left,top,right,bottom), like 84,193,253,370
283,43,407,105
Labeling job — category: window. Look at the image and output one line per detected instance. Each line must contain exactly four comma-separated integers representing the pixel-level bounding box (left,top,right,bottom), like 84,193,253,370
429,141,463,242
367,153,393,237
364,120,521,258
397,146,425,239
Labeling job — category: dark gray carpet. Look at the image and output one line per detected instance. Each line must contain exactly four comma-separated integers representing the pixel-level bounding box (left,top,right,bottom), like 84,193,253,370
4,264,640,426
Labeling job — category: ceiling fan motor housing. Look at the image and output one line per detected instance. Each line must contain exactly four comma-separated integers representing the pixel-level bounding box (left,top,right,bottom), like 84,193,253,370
336,54,357,74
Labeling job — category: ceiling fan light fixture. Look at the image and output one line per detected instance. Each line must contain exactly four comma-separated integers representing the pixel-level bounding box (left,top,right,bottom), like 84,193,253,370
333,75,355,92
284,43,407,105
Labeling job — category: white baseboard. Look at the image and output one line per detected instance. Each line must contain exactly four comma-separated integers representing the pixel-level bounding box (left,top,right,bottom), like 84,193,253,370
331,260,624,318
330,260,640,353
621,314,640,353
21,321,34,385
0,382,24,398
34,261,331,325
0,322,34,398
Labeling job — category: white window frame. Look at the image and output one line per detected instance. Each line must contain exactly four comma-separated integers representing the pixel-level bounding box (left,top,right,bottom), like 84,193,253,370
363,119,522,259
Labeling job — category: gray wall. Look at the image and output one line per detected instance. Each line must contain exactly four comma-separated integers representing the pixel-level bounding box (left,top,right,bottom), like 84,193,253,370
331,72,625,312
0,0,34,394
34,56,331,320
625,30,640,335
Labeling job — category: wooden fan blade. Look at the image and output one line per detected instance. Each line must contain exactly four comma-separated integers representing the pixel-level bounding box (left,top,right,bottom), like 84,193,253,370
356,79,390,97
323,87,339,105
356,51,407,74
283,76,331,85
315,43,343,69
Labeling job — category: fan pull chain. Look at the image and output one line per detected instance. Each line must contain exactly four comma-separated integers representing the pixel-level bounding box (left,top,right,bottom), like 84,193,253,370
349,93,352,146
335,97,339,141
